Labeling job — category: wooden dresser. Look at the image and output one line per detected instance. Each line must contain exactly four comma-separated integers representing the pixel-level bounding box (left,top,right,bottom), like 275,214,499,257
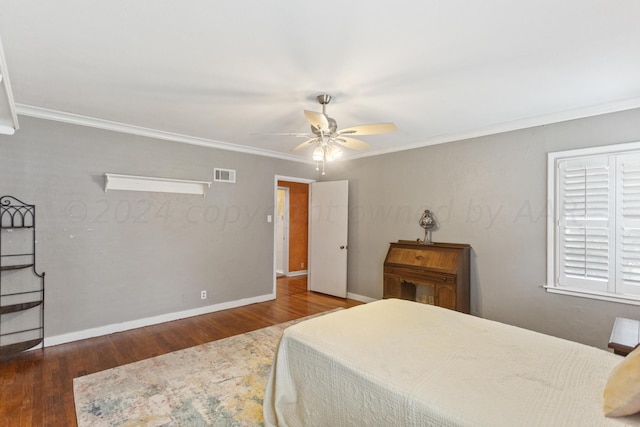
383,241,471,313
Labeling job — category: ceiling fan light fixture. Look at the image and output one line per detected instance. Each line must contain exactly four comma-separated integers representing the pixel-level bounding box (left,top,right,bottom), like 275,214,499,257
312,146,324,161
326,145,342,161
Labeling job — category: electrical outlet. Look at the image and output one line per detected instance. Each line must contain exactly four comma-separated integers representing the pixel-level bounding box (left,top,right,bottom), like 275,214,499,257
201,290,207,300
301,263,304,268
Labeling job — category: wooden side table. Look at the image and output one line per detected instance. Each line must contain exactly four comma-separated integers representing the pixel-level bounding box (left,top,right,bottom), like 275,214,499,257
608,317,640,356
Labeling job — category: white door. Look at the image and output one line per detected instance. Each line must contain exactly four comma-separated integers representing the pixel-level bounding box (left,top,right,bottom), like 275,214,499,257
308,180,348,298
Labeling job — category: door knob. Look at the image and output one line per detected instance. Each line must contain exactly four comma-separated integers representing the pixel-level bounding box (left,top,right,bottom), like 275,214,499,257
340,245,346,250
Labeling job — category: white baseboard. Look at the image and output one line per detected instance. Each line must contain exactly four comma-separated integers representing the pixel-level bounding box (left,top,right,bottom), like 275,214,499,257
347,293,378,303
286,270,308,277
44,293,276,347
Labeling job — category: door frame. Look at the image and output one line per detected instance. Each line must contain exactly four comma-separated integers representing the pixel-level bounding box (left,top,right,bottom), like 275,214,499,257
272,175,316,296
276,186,290,277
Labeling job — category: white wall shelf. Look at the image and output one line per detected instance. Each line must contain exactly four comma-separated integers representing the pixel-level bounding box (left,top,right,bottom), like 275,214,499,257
104,173,211,196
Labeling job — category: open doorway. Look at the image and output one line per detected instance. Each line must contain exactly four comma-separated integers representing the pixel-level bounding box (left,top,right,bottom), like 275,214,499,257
273,176,350,299
273,176,314,297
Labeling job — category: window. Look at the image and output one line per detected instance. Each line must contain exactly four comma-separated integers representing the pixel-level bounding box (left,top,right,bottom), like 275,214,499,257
547,141,640,305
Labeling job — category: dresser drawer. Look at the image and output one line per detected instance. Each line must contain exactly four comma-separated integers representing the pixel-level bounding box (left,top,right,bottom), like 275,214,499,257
386,267,454,284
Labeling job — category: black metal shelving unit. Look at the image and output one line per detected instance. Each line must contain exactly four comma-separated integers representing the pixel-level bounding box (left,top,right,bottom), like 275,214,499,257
0,195,45,357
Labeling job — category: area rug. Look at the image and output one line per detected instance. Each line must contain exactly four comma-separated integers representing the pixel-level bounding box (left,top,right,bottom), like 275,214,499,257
74,310,340,427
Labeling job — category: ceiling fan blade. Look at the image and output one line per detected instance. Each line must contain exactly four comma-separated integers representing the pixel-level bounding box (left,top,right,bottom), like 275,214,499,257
334,137,370,151
337,123,397,136
304,110,330,132
291,138,318,152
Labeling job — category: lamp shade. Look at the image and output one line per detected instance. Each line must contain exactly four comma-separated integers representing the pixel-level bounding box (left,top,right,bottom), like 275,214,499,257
329,145,342,161
312,146,324,161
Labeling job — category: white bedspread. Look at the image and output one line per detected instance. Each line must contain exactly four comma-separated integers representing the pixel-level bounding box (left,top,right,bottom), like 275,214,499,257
264,299,640,426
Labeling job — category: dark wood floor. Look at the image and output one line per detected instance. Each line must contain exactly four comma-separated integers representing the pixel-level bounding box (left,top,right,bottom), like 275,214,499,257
0,276,362,426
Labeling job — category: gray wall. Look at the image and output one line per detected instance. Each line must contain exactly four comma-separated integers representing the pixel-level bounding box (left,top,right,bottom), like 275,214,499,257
4,109,640,349
325,108,640,349
0,116,316,339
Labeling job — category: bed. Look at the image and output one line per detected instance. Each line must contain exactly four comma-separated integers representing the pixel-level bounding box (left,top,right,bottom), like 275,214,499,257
263,299,640,426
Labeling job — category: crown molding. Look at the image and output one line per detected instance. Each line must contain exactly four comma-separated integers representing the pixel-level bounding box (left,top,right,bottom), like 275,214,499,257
14,103,312,164
15,96,640,163
0,35,19,134
348,96,640,160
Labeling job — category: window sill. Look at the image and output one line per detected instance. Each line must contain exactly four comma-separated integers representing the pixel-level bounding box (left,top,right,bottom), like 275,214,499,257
544,285,640,307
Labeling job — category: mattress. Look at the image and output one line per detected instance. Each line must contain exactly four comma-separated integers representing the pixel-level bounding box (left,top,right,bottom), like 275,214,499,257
263,299,640,426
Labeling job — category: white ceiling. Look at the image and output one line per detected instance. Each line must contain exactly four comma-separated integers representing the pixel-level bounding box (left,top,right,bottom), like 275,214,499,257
1,1,640,163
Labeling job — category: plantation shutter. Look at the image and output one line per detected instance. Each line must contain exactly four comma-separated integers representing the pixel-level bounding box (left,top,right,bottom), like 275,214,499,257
616,153,640,296
557,156,615,292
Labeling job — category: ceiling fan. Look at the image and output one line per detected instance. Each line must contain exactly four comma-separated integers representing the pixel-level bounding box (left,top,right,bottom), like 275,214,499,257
288,94,397,174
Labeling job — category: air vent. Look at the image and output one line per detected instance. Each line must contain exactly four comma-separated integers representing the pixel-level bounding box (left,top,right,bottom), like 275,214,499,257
214,168,236,183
